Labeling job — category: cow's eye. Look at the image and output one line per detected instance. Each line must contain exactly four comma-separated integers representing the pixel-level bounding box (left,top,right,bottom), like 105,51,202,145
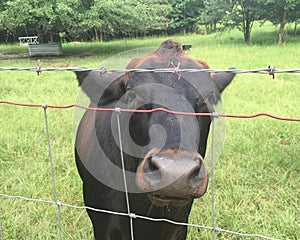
124,89,137,104
127,90,136,100
195,97,205,111
197,101,215,114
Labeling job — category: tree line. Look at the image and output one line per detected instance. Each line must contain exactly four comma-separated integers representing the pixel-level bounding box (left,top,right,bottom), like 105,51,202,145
1,0,299,45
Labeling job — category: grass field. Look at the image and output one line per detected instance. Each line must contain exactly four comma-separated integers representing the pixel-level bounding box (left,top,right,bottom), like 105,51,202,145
0,24,299,239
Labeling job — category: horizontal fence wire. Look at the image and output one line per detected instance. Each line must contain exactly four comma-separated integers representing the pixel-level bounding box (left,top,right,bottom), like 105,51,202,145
0,193,280,240
0,100,299,122
1,66,300,75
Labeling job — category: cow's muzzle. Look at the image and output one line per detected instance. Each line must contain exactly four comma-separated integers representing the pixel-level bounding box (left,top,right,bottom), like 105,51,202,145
136,149,208,206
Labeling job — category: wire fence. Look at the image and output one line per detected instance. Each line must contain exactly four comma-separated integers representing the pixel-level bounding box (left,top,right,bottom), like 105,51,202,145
1,66,300,75
0,67,299,239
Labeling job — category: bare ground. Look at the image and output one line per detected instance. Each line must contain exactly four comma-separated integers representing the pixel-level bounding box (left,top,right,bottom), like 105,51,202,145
0,51,94,60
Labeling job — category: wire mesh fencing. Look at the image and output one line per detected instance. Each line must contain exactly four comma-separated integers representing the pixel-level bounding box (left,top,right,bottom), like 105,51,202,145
0,67,299,239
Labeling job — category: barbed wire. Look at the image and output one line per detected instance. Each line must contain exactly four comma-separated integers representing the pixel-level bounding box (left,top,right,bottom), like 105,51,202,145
0,66,300,75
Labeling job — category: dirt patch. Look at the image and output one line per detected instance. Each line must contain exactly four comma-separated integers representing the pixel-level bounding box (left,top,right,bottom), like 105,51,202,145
0,51,95,60
0,53,30,60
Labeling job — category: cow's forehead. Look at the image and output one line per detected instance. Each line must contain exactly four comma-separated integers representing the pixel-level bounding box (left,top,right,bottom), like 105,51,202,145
126,72,215,108
125,40,205,83
124,40,218,101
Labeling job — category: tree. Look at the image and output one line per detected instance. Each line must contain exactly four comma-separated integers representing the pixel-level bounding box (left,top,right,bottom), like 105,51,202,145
0,0,171,42
3,0,298,43
223,0,263,43
258,0,300,44
168,0,205,34
200,0,232,34
2,0,60,42
86,0,171,41
55,0,87,41
1,0,33,36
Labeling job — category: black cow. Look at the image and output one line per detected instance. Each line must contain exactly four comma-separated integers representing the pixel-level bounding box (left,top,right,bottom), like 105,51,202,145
74,40,235,240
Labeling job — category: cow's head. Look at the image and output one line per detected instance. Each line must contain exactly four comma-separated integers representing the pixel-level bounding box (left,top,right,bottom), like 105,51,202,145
75,40,235,207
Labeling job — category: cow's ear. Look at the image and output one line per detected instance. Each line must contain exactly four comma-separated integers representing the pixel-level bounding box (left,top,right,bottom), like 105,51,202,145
75,70,91,86
74,70,126,105
212,68,236,93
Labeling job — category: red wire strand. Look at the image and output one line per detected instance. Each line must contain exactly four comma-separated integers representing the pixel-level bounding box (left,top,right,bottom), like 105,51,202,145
0,100,299,122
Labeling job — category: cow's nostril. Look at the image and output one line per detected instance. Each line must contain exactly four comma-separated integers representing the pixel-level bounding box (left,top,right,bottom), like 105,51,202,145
148,156,159,172
141,156,161,187
188,158,202,186
136,150,208,197
143,156,159,173
188,167,201,186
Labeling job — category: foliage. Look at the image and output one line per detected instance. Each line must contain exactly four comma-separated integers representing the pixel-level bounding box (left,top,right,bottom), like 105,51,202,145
257,0,300,44
221,0,265,44
85,0,171,40
200,0,232,33
168,0,205,34
0,0,171,42
0,0,300,43
259,0,300,24
205,0,300,44
1,0,59,42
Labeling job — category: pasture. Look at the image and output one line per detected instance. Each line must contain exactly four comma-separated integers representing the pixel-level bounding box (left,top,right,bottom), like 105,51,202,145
0,26,299,239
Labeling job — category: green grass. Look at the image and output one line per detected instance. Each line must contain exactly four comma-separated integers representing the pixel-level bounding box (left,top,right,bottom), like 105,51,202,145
0,26,299,239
